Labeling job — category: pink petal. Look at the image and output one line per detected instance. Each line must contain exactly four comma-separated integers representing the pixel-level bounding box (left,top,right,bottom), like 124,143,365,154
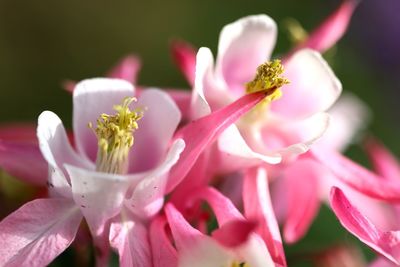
170,40,197,86
330,187,400,265
0,198,82,267
216,15,277,95
281,159,321,243
128,89,182,173
211,219,256,248
73,78,135,162
364,138,400,182
0,140,47,186
62,80,76,94
294,0,359,53
271,49,342,119
165,89,192,119
166,91,269,192
149,216,178,267
312,149,400,201
243,167,286,266
109,210,152,267
107,54,141,84
0,123,37,144
369,257,398,267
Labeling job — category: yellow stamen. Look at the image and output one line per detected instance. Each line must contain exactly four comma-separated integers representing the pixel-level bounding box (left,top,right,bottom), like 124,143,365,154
231,261,250,267
90,97,144,174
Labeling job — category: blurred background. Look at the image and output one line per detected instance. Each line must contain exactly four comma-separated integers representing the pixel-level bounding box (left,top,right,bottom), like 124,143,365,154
0,0,399,266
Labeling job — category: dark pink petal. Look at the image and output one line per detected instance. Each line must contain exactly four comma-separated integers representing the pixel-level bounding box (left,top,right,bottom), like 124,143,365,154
107,54,141,84
211,219,256,248
281,159,322,243
149,216,178,267
330,187,400,265
0,140,47,186
294,0,359,53
109,211,152,267
0,198,82,267
170,40,197,86
364,138,400,181
62,80,76,93
0,123,37,144
166,91,269,192
312,149,400,202
243,167,286,266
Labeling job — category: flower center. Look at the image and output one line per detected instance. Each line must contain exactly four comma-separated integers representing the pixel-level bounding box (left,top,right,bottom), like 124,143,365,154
90,97,144,174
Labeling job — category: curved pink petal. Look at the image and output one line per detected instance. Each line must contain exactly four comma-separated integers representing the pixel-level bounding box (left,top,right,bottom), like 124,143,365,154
0,123,37,144
369,257,398,267
294,0,359,53
211,219,256,248
73,78,135,162
165,89,192,120
0,198,82,267
109,211,152,267
281,159,321,243
216,15,277,96
171,40,197,86
312,149,400,202
128,89,181,173
330,187,400,265
166,91,269,193
107,54,141,84
149,216,178,267
0,140,47,186
271,49,342,119
243,167,286,266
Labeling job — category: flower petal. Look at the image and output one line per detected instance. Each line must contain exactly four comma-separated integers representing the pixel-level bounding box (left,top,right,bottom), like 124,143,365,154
107,54,141,84
0,198,82,267
109,210,152,267
271,49,342,119
216,15,277,95
128,89,182,173
243,167,286,266
0,123,37,144
330,187,400,265
211,219,257,248
73,78,135,162
171,40,197,86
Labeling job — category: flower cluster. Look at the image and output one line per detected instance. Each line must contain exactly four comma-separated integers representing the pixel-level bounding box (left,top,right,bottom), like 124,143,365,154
0,1,399,267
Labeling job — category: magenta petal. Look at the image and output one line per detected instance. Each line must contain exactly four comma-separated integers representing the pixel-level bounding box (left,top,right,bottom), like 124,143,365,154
149,216,178,267
170,40,197,86
243,167,286,266
211,219,256,248
312,149,400,202
109,211,152,267
166,91,268,192
330,187,400,265
294,0,358,53
0,198,82,267
0,140,47,186
0,123,38,144
107,54,142,84
281,159,321,243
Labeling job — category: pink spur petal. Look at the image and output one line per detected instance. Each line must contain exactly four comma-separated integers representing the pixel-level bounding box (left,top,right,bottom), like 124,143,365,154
107,54,142,84
166,91,270,193
330,187,400,265
170,40,197,86
0,198,82,267
0,123,37,144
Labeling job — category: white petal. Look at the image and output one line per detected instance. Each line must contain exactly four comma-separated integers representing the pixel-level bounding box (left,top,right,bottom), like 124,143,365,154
73,78,135,162
271,49,342,119
237,235,275,267
216,15,277,96
128,89,181,173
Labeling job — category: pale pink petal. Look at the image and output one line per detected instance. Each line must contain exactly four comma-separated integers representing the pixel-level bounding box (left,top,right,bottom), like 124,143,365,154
149,216,178,267
271,49,342,119
109,210,152,267
243,167,286,266
0,140,47,186
294,0,359,53
165,89,192,119
313,149,400,201
171,40,197,86
216,15,277,96
365,138,400,181
0,123,37,144
316,93,370,152
0,198,82,267
107,54,141,84
128,89,181,173
281,159,321,243
65,164,140,236
330,187,400,265
166,91,269,192
73,78,135,162
126,139,185,219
